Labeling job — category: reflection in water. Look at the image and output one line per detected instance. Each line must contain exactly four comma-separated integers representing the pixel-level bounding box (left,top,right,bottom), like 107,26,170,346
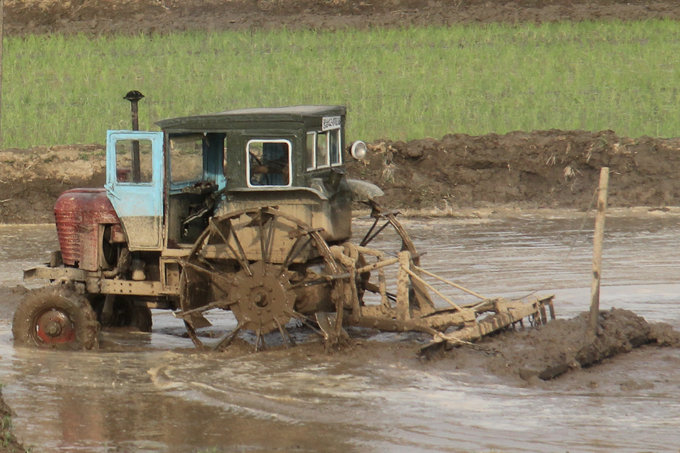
0,224,57,287
3,216,680,451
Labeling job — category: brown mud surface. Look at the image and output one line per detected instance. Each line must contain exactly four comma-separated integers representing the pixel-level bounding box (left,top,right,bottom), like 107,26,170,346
5,0,680,36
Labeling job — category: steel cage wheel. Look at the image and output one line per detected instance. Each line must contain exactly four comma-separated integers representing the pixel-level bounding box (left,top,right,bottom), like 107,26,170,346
178,206,342,351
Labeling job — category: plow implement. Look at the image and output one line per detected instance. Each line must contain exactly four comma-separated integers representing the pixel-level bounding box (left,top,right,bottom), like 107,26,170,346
328,244,555,353
175,206,555,352
13,104,555,353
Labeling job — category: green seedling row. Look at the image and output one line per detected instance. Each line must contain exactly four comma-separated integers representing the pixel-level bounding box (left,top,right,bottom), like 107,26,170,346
4,19,680,148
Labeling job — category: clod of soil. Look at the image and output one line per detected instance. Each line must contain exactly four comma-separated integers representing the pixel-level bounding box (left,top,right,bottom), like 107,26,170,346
0,389,24,453
447,308,680,381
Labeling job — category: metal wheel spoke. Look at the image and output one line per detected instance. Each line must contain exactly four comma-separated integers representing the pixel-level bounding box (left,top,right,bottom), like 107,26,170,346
224,218,253,277
360,217,380,246
187,224,212,258
387,213,415,258
210,218,253,277
361,220,389,246
310,231,340,274
289,278,327,290
285,309,323,337
274,318,295,348
258,212,276,264
254,324,266,352
278,235,312,276
175,297,238,319
183,320,205,349
208,218,232,249
266,216,276,261
195,255,218,273
182,261,232,293
214,324,243,351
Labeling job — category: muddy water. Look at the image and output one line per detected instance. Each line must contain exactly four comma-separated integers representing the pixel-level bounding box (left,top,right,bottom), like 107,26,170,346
2,215,680,452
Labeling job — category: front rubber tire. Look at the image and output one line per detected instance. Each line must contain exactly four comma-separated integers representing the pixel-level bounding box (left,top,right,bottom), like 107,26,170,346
12,287,100,350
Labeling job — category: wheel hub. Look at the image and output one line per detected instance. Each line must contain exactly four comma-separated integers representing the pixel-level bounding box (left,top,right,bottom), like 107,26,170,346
35,309,76,344
229,261,295,333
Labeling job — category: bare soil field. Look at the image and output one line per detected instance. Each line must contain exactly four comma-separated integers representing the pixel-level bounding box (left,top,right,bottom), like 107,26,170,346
5,0,680,36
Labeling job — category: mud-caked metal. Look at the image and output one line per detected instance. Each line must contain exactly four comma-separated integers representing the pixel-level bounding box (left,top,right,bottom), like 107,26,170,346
16,106,375,348
14,105,554,351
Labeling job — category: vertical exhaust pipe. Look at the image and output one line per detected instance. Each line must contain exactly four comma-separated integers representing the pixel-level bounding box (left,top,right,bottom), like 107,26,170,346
124,90,145,183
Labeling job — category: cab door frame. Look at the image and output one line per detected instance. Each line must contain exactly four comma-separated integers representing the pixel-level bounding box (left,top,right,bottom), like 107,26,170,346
105,130,164,251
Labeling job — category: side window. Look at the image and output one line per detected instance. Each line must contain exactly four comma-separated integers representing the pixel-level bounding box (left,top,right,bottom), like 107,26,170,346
306,132,316,170
306,129,342,171
169,134,204,184
329,129,341,165
316,133,329,168
115,139,153,183
248,140,291,187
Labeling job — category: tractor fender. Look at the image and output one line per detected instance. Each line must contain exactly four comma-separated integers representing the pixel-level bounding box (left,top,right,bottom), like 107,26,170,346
345,178,385,202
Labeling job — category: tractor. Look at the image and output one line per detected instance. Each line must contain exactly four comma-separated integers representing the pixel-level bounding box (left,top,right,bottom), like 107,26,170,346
13,104,554,352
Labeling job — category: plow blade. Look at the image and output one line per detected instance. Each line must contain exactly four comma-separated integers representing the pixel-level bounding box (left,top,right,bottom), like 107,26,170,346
337,246,556,353
419,295,555,356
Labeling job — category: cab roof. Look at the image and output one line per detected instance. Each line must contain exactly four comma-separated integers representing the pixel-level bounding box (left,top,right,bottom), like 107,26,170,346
156,105,346,132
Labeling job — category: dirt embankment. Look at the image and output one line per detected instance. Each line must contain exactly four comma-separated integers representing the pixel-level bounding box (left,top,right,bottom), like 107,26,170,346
0,145,106,224
5,0,680,36
347,130,680,213
2,130,678,223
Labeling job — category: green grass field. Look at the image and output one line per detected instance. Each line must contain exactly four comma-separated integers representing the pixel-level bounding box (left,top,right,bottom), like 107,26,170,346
4,19,680,148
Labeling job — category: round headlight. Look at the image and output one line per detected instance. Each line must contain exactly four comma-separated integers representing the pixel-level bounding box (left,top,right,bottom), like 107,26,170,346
350,141,368,160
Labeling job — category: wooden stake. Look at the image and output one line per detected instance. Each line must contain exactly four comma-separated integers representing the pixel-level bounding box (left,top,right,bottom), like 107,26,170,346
589,167,609,335
0,0,4,147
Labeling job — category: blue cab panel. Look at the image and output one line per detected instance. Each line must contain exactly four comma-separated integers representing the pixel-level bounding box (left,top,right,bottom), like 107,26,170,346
105,130,164,250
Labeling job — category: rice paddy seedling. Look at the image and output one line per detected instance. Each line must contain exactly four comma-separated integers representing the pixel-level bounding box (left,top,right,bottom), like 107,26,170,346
3,19,680,148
